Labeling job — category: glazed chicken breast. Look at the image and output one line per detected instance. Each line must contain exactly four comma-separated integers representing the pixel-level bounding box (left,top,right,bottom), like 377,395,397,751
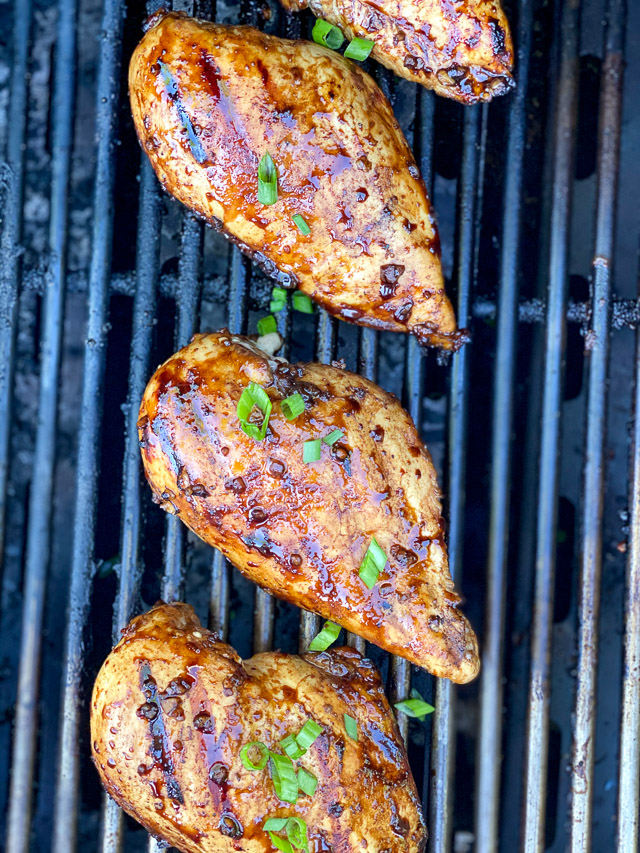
138,332,479,683
280,0,514,103
91,602,427,853
129,11,462,350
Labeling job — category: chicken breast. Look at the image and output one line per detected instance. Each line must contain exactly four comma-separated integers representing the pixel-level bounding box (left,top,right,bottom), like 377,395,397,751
138,332,479,683
129,11,463,350
91,602,427,853
279,0,514,103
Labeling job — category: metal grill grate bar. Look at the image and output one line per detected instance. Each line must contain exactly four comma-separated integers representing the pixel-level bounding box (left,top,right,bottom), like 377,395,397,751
429,103,485,853
51,0,127,848
5,1,78,850
475,0,533,846
521,0,580,847
569,0,626,848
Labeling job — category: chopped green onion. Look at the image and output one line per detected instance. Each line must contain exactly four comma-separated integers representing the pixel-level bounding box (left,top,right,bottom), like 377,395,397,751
269,834,294,853
344,37,375,61
295,719,323,750
292,291,314,314
312,18,345,50
281,393,305,421
308,620,341,652
292,214,311,235
264,818,289,832
240,741,269,770
394,689,435,721
297,767,318,797
303,439,322,463
257,314,277,336
237,382,272,441
269,753,299,803
271,286,288,313
322,429,344,446
258,152,278,205
286,817,309,851
344,713,358,741
280,733,305,760
358,537,387,589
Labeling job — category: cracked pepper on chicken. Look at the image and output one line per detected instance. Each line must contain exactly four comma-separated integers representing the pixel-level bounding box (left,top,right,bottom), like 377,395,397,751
91,602,427,853
129,11,463,350
137,332,479,683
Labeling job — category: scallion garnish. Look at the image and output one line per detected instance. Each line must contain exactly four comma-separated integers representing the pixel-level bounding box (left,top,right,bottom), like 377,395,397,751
322,429,344,446
280,733,305,760
269,752,299,803
292,291,314,314
263,817,289,832
292,214,311,235
296,719,322,750
394,689,435,721
308,620,341,652
344,37,375,61
258,314,277,336
344,713,358,741
286,817,309,851
358,537,387,589
303,438,321,463
281,393,305,421
312,18,345,50
258,152,278,205
237,382,272,441
297,767,318,797
264,816,309,852
271,286,288,313
268,834,294,853
240,741,269,770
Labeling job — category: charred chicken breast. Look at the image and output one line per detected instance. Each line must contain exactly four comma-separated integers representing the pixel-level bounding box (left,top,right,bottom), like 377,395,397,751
280,0,514,103
129,11,462,350
91,602,427,852
138,332,479,683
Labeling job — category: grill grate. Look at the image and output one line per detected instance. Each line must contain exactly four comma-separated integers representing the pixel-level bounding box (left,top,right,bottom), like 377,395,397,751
1,0,639,851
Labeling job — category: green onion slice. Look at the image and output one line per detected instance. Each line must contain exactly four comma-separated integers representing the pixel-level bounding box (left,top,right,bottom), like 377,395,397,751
303,438,321,463
258,152,278,206
292,292,314,314
394,689,435,721
281,393,305,421
269,753,299,803
296,719,322,750
264,817,289,832
358,537,387,589
286,817,309,851
308,620,341,652
292,214,311,235
344,713,358,741
280,733,305,760
270,286,288,313
344,37,375,61
240,741,269,770
312,18,345,50
257,314,277,336
297,767,318,797
237,382,272,441
269,834,294,853
322,429,344,446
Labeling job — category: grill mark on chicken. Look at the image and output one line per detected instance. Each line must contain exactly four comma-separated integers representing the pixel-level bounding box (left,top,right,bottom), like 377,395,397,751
138,662,185,804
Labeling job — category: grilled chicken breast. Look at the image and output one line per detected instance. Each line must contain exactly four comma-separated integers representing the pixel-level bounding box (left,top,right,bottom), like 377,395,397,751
138,332,479,683
280,0,514,103
129,11,462,350
91,602,427,853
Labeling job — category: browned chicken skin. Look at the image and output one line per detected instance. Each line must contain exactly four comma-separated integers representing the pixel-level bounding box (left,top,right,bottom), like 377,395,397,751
279,0,514,103
129,11,463,350
91,602,427,852
138,332,479,683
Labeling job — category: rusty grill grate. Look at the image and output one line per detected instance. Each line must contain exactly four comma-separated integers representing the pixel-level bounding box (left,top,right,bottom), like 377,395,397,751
0,0,639,851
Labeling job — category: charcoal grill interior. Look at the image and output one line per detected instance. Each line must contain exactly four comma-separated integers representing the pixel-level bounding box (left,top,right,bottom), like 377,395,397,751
1,0,639,850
